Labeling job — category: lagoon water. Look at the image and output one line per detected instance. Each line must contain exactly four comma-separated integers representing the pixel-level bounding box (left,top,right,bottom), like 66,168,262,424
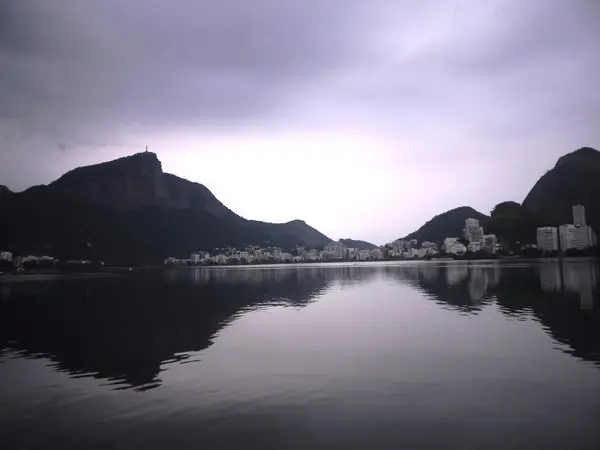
1,260,599,449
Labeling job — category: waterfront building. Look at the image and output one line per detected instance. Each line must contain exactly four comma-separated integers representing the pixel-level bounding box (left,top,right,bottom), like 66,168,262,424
468,241,481,252
537,227,559,251
324,241,345,259
559,225,592,250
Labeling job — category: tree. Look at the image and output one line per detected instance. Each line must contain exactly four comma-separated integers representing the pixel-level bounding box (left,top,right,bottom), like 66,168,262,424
487,202,538,250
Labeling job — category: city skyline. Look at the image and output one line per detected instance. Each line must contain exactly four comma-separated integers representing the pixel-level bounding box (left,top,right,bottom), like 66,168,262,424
2,1,599,243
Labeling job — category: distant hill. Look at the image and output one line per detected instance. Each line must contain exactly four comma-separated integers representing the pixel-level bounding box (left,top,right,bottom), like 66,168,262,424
339,238,378,250
0,152,331,264
402,206,489,244
522,147,600,230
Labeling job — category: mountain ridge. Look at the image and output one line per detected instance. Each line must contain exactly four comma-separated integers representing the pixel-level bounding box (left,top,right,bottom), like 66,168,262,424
401,147,600,247
522,146,600,231
0,152,331,263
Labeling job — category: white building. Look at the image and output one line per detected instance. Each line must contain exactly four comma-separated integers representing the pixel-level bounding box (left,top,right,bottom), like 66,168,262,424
357,249,371,260
444,238,459,253
589,227,597,247
537,227,559,251
468,241,481,252
444,238,467,255
471,227,484,244
452,243,467,255
559,225,592,250
406,248,419,258
324,241,345,259
190,253,201,264
305,249,320,261
393,240,405,253
215,254,227,264
573,205,586,226
483,234,498,254
370,248,384,260
464,218,481,241
0,251,13,262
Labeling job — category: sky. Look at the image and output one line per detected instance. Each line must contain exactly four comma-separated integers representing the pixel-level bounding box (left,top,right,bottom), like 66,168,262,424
1,0,599,244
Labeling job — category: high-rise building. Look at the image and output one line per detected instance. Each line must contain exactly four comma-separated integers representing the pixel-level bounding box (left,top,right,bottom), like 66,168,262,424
471,227,484,244
559,225,591,250
464,218,479,238
324,241,345,259
573,205,586,226
537,227,559,251
464,218,484,243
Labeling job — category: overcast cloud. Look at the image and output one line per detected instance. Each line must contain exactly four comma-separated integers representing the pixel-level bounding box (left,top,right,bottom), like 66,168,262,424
1,0,599,243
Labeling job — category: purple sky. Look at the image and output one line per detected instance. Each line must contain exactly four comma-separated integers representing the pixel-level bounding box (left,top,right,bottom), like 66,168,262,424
1,0,599,244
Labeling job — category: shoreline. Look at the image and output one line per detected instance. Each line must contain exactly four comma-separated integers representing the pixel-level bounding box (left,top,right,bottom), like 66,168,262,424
0,272,121,283
2,257,597,282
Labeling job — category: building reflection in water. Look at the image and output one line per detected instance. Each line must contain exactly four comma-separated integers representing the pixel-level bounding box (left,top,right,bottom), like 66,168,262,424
539,261,598,311
0,261,598,391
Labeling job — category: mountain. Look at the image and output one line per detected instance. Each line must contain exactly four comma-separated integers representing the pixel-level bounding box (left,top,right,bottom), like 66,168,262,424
522,147,600,231
402,206,489,244
0,152,331,264
0,185,12,205
254,219,331,249
339,238,377,250
0,185,12,196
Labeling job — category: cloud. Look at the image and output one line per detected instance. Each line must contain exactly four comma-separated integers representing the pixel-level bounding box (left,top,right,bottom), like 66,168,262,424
1,0,392,138
1,0,599,241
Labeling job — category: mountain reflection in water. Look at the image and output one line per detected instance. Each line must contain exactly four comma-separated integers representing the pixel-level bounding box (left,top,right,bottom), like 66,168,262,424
0,260,598,392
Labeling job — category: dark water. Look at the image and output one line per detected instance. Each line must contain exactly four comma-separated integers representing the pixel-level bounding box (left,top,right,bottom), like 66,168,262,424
1,260,599,450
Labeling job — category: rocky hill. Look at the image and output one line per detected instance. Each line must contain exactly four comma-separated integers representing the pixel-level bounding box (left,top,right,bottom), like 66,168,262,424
0,153,331,264
522,147,600,230
402,206,489,244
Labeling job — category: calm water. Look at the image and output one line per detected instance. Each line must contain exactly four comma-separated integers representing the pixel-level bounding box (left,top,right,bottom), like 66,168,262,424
1,260,599,449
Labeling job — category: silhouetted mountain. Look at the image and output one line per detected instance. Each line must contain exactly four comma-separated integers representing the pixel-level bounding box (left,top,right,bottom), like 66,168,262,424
253,219,331,250
0,185,12,204
339,238,377,250
523,147,600,230
0,153,331,264
402,206,489,244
